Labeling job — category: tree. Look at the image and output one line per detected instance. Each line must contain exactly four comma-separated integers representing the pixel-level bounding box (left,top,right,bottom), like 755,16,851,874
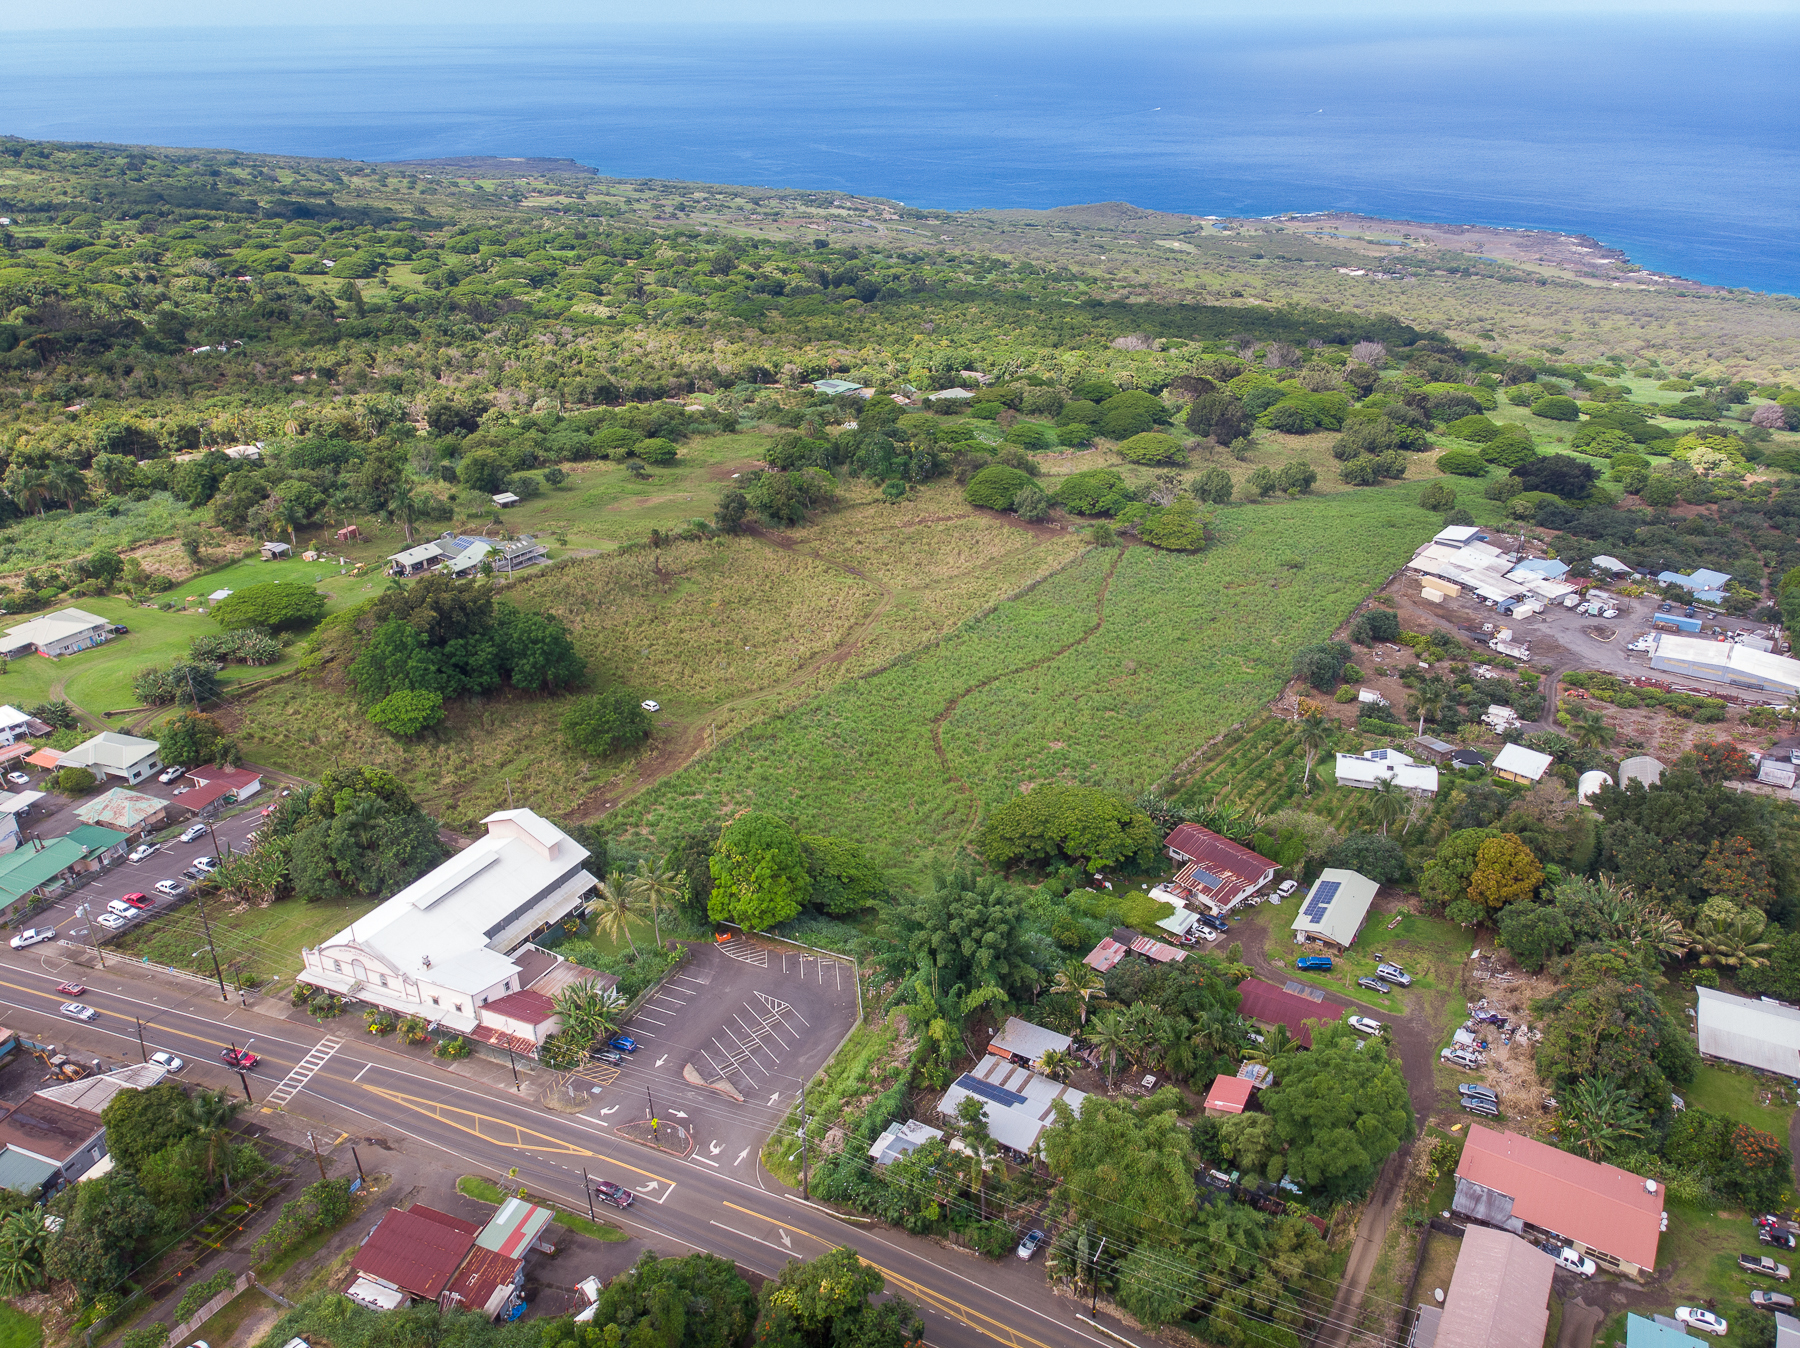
884,866,1037,1009
953,1095,997,1217
1467,834,1544,911
1011,482,1051,522
1040,1089,1194,1243
1366,779,1407,837
1193,466,1234,503
627,855,684,949
977,784,1159,871
1530,395,1580,421
1419,480,1457,512
964,464,1033,509
55,765,96,793
1099,390,1164,439
493,603,585,692
458,448,511,493
1138,498,1205,550
1349,607,1400,645
1115,432,1185,465
1436,447,1487,476
708,812,811,930
1559,1075,1649,1161
1297,714,1331,790
1513,454,1600,499
1261,1024,1413,1198
798,834,885,914
562,689,653,757
211,582,327,631
44,1171,157,1299
1323,832,1408,884
1692,899,1774,969
275,767,445,902
1497,902,1574,972
102,1080,201,1171
1292,641,1351,691
0,1208,51,1295
755,1247,920,1348
716,489,749,533
1050,959,1106,1025
593,1251,759,1348
1571,708,1615,751
183,1088,244,1190
158,711,237,770
553,979,627,1044
589,872,642,957
367,688,446,737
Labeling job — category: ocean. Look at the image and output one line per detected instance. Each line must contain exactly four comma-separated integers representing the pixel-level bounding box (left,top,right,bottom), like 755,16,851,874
6,19,1798,295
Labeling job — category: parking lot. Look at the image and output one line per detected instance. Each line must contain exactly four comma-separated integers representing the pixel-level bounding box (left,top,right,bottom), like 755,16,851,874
567,938,860,1176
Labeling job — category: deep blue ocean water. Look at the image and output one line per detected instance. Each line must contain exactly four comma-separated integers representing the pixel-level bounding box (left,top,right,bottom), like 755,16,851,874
6,21,1798,295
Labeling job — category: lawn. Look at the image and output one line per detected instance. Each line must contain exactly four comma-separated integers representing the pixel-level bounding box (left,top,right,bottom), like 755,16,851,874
606,480,1455,875
1652,1198,1780,1347
1252,906,1474,1020
0,595,304,724
1683,1064,1796,1137
111,893,380,988
0,1303,40,1348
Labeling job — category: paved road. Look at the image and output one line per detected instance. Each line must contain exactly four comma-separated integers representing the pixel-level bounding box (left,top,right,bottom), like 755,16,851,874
0,945,1148,1348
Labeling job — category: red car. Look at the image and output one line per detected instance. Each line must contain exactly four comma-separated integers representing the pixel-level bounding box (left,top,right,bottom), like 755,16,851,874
220,1049,259,1070
591,1179,634,1210
119,892,152,910
55,981,85,996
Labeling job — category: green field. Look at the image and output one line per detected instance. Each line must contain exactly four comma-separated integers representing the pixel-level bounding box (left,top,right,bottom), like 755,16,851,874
112,889,380,988
1683,1064,1797,1136
605,481,1452,871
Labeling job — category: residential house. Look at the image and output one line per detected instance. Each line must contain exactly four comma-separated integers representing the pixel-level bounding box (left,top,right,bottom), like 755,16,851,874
389,541,451,576
73,788,170,838
1412,735,1456,761
0,608,110,659
0,706,44,747
1657,567,1732,604
986,1017,1071,1068
1203,1074,1255,1117
1235,979,1346,1050
1695,986,1800,1075
62,825,130,872
936,1054,1085,1157
1491,743,1553,785
59,731,162,785
0,836,93,919
441,535,548,577
868,1120,943,1167
1420,1226,1556,1348
297,809,601,1041
0,1097,108,1189
1157,823,1276,914
1453,1122,1663,1279
811,378,864,395
1082,928,1187,973
349,1205,482,1305
1290,869,1380,952
1334,748,1439,797
174,767,262,816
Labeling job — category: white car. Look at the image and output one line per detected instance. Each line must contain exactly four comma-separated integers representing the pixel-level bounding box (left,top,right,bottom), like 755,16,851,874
149,1051,184,1073
1275,880,1298,899
1552,1246,1596,1277
641,700,661,712
1348,1016,1383,1035
4,772,27,787
1676,1309,1727,1337
59,1002,97,1021
158,765,186,784
179,824,207,844
127,844,158,863
194,856,220,874
154,879,186,897
9,927,54,949
96,912,130,930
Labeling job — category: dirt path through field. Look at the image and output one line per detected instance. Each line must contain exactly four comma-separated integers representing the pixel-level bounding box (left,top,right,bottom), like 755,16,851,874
931,547,1123,845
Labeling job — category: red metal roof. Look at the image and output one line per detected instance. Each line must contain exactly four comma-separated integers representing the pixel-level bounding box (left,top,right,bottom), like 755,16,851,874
1235,979,1346,1049
1161,825,1274,910
480,989,558,1025
350,1206,480,1299
1082,937,1127,972
1204,1074,1254,1114
1125,932,1187,964
442,1245,522,1317
470,1025,538,1057
1456,1124,1663,1270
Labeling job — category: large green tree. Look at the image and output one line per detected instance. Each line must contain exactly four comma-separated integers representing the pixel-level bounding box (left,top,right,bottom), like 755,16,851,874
1040,1088,1195,1245
1260,1024,1413,1198
882,866,1038,1005
211,582,328,631
977,785,1159,871
708,812,811,930
754,1247,922,1348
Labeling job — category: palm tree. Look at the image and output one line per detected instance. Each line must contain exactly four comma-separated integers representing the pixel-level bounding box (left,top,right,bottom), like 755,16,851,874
1242,1022,1299,1069
1559,1075,1649,1161
1413,676,1448,734
5,467,49,517
1037,1048,1076,1082
1297,715,1330,791
388,480,419,545
1086,1012,1133,1092
1368,778,1406,837
44,462,86,514
276,495,310,547
627,856,684,951
588,872,640,958
184,1089,244,1190
553,979,627,1043
1189,1008,1245,1059
1693,904,1775,969
1049,960,1106,1026
1572,708,1616,751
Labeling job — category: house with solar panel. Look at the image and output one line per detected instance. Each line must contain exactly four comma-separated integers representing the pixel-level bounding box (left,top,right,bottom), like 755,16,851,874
1334,748,1438,797
1290,869,1381,952
1155,824,1277,915
936,1055,1086,1160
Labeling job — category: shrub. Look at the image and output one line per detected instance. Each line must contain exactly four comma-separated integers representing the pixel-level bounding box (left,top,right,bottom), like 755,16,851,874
1191,466,1234,503
433,1035,471,1058
1012,483,1052,522
1053,469,1129,514
635,437,678,464
1481,434,1539,469
563,689,653,757
56,766,96,793
965,464,1034,509
1442,414,1502,443
1351,608,1401,644
1436,448,1487,476
1098,390,1163,438
367,689,445,737
1138,499,1204,551
1293,641,1352,690
175,1268,238,1322
211,583,328,632
1530,395,1580,422
1419,481,1456,511
1115,432,1186,465
1339,455,1380,486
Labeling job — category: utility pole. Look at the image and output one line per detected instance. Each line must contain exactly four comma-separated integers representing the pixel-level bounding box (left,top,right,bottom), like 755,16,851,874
582,1168,597,1221
74,904,106,969
647,1089,658,1145
1090,1236,1107,1313
235,1070,253,1104
191,884,228,1002
505,1046,519,1089
351,1146,366,1185
134,1016,147,1063
306,1131,328,1184
800,1081,809,1201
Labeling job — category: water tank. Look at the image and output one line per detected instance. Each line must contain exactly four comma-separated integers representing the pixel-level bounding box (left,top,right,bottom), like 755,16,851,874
1577,770,1614,805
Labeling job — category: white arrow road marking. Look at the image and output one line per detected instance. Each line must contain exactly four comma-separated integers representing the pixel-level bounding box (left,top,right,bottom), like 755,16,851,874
599,1106,619,1116
735,1147,750,1165
655,1054,669,1067
634,1181,662,1195
768,1092,781,1106
779,1229,792,1249
709,1140,723,1155
670,1109,688,1119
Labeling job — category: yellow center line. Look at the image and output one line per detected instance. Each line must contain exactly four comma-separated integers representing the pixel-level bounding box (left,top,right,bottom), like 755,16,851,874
719,1202,1051,1348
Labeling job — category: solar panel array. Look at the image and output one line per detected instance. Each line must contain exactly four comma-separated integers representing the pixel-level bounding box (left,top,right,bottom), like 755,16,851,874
955,1074,1029,1109
1189,868,1224,889
1303,880,1341,923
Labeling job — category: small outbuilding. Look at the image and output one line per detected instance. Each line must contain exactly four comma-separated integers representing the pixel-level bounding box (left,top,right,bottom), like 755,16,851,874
1577,770,1614,804
986,1017,1071,1068
1203,1074,1255,1117
1492,743,1553,785
491,493,521,508
1695,985,1800,1075
868,1119,943,1167
260,541,292,560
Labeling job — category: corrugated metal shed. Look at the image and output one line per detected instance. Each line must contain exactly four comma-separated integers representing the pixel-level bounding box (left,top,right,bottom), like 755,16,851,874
1452,1177,1522,1231
350,1206,480,1300
1696,986,1800,1076
988,1017,1071,1064
0,1146,60,1195
474,1198,555,1257
1626,1315,1696,1348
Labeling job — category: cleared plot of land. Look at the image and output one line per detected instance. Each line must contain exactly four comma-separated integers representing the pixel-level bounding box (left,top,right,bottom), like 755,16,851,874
229,482,1085,829
610,483,1452,872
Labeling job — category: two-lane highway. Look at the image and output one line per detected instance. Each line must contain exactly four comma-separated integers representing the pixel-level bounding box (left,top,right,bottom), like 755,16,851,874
0,953,1144,1348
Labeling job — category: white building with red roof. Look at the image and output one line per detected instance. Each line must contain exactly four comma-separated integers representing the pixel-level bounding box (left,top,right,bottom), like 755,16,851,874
1156,824,1276,914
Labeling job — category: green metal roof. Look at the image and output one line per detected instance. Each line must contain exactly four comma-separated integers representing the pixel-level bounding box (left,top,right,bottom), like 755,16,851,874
0,838,89,902
63,825,128,852
0,1146,59,1195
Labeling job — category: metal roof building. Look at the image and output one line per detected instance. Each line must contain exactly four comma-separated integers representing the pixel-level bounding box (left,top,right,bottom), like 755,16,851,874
1625,1316,1697,1348
1695,986,1800,1075
1492,743,1553,784
1434,1226,1557,1348
1236,979,1346,1050
1290,869,1380,952
868,1119,943,1167
936,1054,1085,1155
1334,749,1439,797
1651,634,1800,697
350,1205,481,1301
987,1017,1071,1066
1159,824,1277,913
1203,1074,1254,1116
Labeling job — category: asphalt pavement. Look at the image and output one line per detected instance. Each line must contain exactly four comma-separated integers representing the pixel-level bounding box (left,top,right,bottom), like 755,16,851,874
0,941,1150,1348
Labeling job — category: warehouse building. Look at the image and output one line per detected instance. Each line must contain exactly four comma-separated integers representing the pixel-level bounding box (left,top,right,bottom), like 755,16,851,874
1694,985,1800,1076
1650,634,1800,698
